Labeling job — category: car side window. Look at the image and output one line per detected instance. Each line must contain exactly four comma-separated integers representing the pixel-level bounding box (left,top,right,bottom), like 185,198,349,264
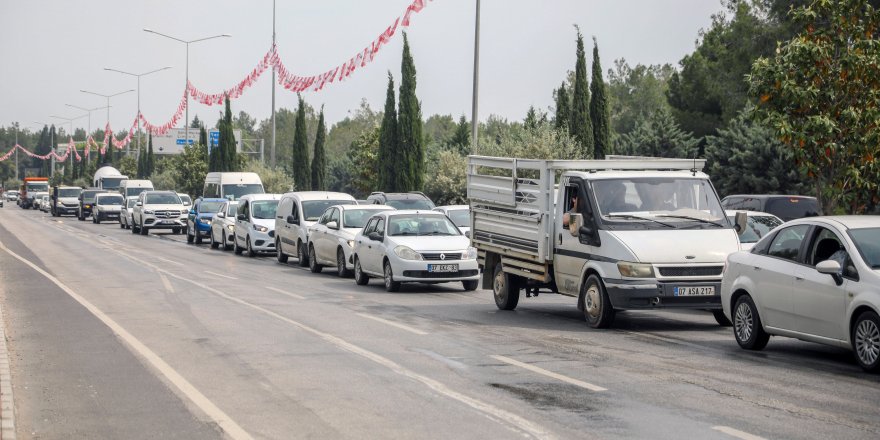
237,201,247,219
329,208,340,225
363,218,378,234
375,218,386,237
808,227,858,279
767,224,810,262
291,202,300,221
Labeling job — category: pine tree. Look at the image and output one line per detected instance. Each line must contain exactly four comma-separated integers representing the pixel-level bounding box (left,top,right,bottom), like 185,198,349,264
311,106,327,191
451,115,470,155
397,32,425,190
292,94,310,190
378,72,398,192
147,134,155,177
525,106,540,132
555,82,571,132
590,37,611,158
221,95,237,171
199,126,208,148
570,26,594,158
614,108,697,158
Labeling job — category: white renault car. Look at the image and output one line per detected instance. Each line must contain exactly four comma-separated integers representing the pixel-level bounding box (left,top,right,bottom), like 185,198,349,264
721,216,880,372
306,204,394,277
210,201,239,250
351,210,480,292
234,194,281,257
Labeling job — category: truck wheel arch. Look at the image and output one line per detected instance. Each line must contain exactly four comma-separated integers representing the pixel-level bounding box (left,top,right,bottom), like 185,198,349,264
577,267,602,311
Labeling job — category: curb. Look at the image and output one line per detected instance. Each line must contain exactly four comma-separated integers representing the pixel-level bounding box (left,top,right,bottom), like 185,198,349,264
0,302,16,440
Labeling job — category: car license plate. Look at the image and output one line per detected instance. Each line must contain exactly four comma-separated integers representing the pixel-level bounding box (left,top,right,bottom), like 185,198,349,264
160,220,175,225
674,286,715,296
428,264,458,273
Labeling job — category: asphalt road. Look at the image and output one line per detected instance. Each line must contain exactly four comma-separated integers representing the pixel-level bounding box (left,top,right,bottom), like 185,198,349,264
0,205,878,439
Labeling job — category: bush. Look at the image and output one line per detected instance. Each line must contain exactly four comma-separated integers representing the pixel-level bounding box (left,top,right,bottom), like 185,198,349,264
424,150,467,206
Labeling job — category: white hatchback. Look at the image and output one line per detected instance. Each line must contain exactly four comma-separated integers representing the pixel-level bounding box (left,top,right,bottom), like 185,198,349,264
721,216,880,372
306,204,394,277
351,210,480,292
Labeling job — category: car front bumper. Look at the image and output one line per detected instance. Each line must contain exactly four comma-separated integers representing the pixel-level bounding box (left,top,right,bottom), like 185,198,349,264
144,216,186,229
391,257,480,282
248,229,276,252
603,279,722,310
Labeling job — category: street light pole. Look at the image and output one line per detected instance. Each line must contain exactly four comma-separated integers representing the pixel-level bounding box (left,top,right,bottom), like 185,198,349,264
80,89,135,160
51,114,88,179
143,28,230,150
13,122,19,180
271,0,276,167
66,104,110,166
471,0,481,154
103,66,172,158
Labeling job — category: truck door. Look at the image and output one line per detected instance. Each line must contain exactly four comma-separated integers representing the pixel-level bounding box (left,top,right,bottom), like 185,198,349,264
554,178,596,295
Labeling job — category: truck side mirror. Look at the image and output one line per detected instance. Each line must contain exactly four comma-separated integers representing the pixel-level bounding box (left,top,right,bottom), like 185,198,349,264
734,211,748,236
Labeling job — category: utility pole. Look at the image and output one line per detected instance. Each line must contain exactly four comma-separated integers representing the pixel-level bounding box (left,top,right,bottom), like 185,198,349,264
271,0,277,167
471,0,481,154
103,66,172,159
13,122,19,180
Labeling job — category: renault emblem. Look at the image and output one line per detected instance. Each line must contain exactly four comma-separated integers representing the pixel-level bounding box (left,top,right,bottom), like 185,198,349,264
440,253,446,260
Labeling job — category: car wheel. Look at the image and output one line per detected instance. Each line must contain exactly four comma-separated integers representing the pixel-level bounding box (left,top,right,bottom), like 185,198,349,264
140,225,148,235
276,239,289,263
383,260,400,292
222,234,231,251
195,227,203,244
713,309,733,327
119,221,124,229
309,245,322,273
297,241,309,267
246,236,256,258
131,221,139,234
337,248,351,277
462,280,479,291
733,295,770,350
92,215,97,224
234,236,243,255
492,262,520,311
354,256,369,285
582,274,615,329
186,225,195,243
210,231,220,249
852,310,880,372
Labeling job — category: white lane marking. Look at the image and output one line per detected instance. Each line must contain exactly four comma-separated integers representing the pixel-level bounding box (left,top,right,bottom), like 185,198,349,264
122,253,550,439
712,426,766,440
490,355,607,392
204,271,238,280
159,273,175,293
153,256,184,266
0,239,252,440
264,286,305,300
356,313,428,336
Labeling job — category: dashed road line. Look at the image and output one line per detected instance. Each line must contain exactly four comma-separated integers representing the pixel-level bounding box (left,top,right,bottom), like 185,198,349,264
264,286,305,300
204,271,238,280
159,273,175,293
356,313,428,335
712,426,766,440
490,355,607,392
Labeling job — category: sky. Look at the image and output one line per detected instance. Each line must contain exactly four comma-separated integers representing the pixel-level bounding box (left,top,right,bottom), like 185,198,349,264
0,0,725,135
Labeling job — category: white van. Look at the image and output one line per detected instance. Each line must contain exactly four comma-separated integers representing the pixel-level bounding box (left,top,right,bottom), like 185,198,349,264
275,192,357,266
203,172,264,201
119,179,154,198
233,194,282,257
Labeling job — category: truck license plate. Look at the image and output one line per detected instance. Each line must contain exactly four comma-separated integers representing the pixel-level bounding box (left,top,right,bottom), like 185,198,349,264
674,286,715,296
428,264,458,273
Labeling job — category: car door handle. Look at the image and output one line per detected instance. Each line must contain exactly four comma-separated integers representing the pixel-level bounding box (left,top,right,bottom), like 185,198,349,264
795,276,804,281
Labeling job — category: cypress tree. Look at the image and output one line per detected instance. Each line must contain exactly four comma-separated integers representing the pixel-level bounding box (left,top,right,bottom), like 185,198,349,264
221,95,236,171
590,37,610,159
570,26,594,158
199,126,208,148
310,106,327,191
397,32,424,190
292,94,310,190
452,115,470,155
555,82,571,132
377,72,398,192
147,134,155,177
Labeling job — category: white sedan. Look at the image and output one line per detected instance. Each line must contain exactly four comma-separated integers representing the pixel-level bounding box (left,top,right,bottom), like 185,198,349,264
306,204,394,277
352,210,480,292
721,216,880,372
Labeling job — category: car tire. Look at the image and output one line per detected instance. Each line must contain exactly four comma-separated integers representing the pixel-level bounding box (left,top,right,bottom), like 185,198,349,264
140,225,148,235
186,225,194,243
852,310,880,372
354,256,369,285
733,295,770,350
297,241,309,267
713,309,733,327
383,260,400,292
246,236,256,258
309,245,322,273
132,222,139,234
119,221,124,229
210,232,220,249
276,239,289,263
222,234,231,251
234,236,243,255
492,262,520,311
337,248,351,278
582,274,615,329
462,280,479,291
195,228,203,244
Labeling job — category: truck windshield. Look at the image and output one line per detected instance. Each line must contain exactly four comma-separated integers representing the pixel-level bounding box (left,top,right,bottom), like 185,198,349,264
222,184,264,201
58,188,81,197
592,178,727,228
102,177,125,190
27,183,49,192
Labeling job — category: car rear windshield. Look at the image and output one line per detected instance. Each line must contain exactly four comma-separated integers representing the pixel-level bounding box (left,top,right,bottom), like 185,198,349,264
58,188,81,197
145,193,181,205
344,209,388,228
764,197,819,220
445,209,471,227
388,214,460,236
386,199,435,210
82,191,104,202
222,184,264,201
97,195,124,205
200,201,224,213
848,227,880,268
126,187,150,197
303,200,355,221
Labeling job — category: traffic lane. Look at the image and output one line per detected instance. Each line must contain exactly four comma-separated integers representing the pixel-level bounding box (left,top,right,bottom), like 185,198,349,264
19,208,880,439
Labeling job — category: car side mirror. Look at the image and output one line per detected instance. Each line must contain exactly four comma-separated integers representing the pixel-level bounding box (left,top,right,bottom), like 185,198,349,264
287,215,298,225
216,212,226,219
327,220,339,230
816,260,844,285
237,214,247,221
183,201,191,206
136,201,142,207
734,211,748,236
189,209,196,215
368,231,382,241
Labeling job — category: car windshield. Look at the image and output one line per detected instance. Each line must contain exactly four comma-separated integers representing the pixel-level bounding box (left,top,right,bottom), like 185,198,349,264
445,209,471,227
848,227,880,268
97,195,124,205
344,209,387,228
386,199,435,210
58,188,81,197
251,200,279,219
126,187,150,197
765,197,819,220
592,177,727,229
82,191,104,203
179,195,192,204
303,200,355,221
728,214,782,244
387,214,461,236
145,193,181,205
226,203,239,216
200,201,224,213
222,184,264,201
127,199,138,208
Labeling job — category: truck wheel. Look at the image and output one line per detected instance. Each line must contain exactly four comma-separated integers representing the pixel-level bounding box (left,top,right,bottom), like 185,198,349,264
297,241,309,267
276,239,288,263
493,262,520,310
713,310,732,327
582,274,615,328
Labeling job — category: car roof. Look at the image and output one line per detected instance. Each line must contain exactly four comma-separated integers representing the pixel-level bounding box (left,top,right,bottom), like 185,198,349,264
794,215,880,230
282,191,355,202
198,198,228,203
371,192,429,200
338,204,394,211
435,205,469,211
384,210,447,217
566,170,709,180
240,193,282,201
96,192,122,197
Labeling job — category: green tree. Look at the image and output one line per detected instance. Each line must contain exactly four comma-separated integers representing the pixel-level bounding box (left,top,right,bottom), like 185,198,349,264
606,59,675,137
346,127,381,197
291,94,310,190
590,37,611,158
451,115,470,155
191,115,203,129
397,32,425,190
377,72,398,191
311,106,327,191
554,81,571,133
242,159,294,193
147,134,155,177
423,150,468,205
570,26,594,158
614,108,698,158
222,95,237,172
324,99,381,159
199,126,207,148
749,0,880,214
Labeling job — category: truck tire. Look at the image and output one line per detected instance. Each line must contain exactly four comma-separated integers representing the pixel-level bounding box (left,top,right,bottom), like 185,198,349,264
493,262,520,311
582,274,615,328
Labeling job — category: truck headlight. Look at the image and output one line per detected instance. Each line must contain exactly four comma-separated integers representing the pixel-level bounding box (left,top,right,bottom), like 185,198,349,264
465,247,478,260
394,245,423,260
617,262,655,278
254,225,268,233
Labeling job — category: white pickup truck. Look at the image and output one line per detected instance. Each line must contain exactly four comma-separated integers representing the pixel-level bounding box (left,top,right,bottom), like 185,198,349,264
467,155,745,328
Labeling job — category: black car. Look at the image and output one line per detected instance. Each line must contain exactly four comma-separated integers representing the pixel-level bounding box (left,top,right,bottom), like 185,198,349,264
365,191,436,210
720,194,820,221
77,188,107,221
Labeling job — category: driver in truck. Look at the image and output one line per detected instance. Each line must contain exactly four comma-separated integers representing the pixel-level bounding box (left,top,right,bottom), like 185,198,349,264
562,194,579,230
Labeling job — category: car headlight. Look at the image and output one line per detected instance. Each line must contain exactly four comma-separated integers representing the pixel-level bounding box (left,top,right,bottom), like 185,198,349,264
203,219,211,225
84,204,91,209
144,210,154,214
346,240,354,248
394,245,423,260
465,247,478,260
617,261,655,278
227,224,234,231
254,225,268,233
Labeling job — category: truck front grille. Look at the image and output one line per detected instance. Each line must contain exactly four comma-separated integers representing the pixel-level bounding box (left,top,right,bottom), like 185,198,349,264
658,266,723,277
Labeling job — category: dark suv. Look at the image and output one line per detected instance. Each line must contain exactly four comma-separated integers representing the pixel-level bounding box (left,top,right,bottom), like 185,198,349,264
366,192,436,210
77,188,107,221
720,194,819,221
